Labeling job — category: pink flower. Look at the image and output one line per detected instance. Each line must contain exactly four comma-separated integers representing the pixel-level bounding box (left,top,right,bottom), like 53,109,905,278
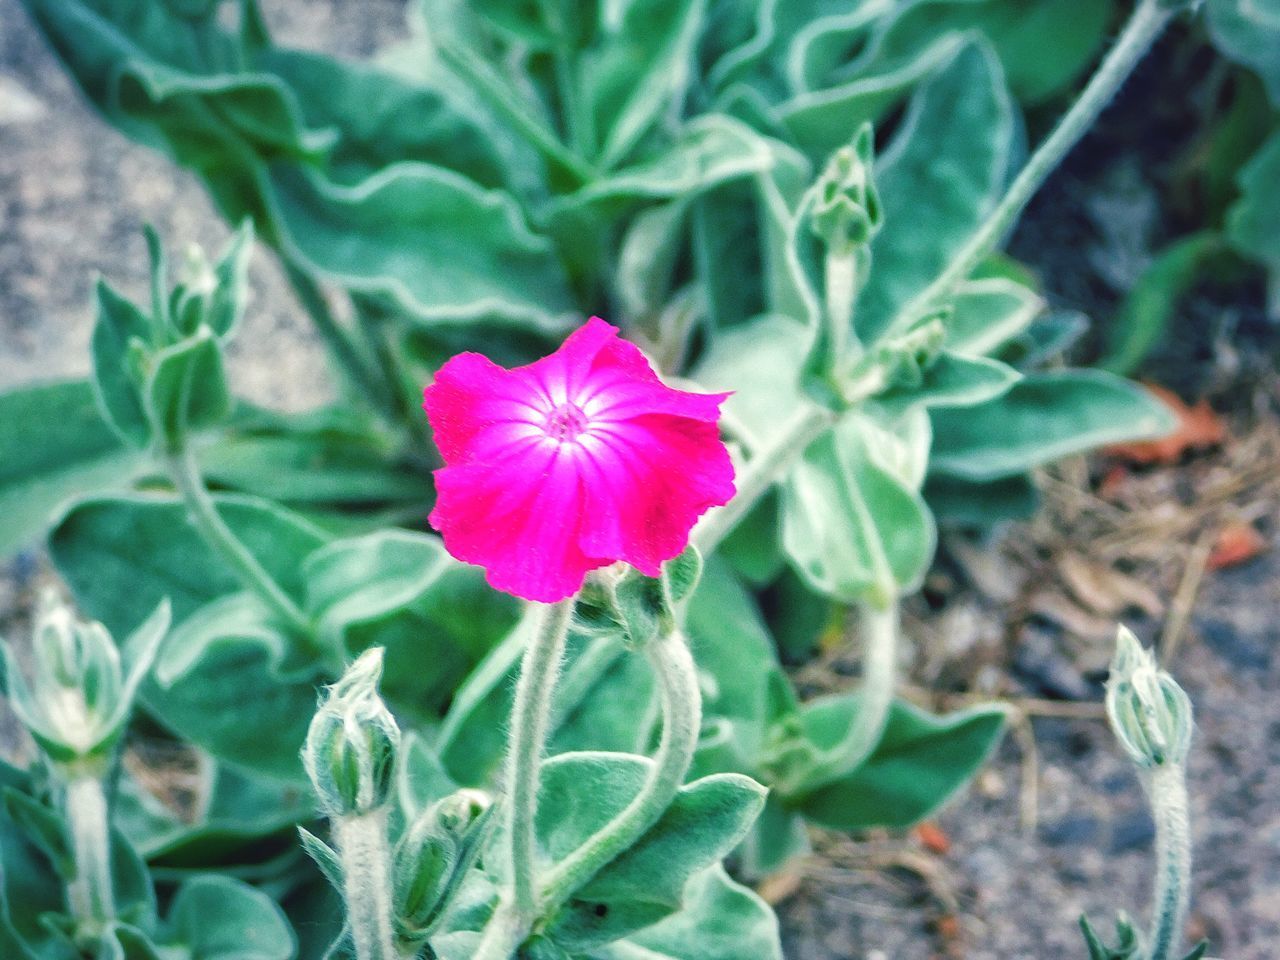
424,317,735,603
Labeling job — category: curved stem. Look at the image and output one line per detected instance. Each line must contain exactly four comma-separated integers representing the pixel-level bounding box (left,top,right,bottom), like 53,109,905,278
779,600,898,794
1146,763,1191,960
164,443,311,635
895,0,1175,331
507,599,576,921
693,403,836,555
540,629,702,912
333,809,403,960
64,774,115,933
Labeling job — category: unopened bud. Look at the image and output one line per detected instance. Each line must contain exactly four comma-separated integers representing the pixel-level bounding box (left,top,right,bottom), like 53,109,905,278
303,648,401,816
1,592,168,769
1105,627,1193,768
809,123,883,255
393,789,493,943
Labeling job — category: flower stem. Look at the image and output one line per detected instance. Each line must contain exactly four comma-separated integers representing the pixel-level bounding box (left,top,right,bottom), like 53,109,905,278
540,629,702,912
332,809,404,960
693,403,836,555
163,443,311,635
895,0,1174,331
1145,762,1192,960
507,599,576,922
64,773,115,933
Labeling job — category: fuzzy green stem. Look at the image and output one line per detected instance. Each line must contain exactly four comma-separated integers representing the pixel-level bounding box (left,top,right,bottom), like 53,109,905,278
507,600,577,921
164,444,311,635
824,248,858,372
693,403,837,555
540,629,702,912
333,809,404,960
895,0,1175,332
778,600,898,794
64,774,115,933
1146,763,1191,960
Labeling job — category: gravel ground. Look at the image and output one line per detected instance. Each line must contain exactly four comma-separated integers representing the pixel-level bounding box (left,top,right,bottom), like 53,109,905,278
3,3,1277,959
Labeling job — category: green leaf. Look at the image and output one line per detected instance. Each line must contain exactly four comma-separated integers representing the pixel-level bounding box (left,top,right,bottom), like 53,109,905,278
582,0,707,167
781,416,936,605
199,423,426,507
303,530,520,721
857,39,1014,343
929,370,1177,481
692,313,808,449
924,472,1040,527
265,163,575,331
165,875,297,960
0,381,143,556
944,278,1044,357
1100,233,1224,376
874,351,1020,416
778,33,968,159
535,753,766,950
92,280,155,448
143,329,234,447
50,492,327,637
114,760,313,870
1227,131,1280,307
1,789,72,879
1208,0,1280,105
791,697,1007,831
589,866,782,960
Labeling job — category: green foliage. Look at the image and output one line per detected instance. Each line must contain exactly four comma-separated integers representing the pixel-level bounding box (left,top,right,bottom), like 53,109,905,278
3,0,1236,954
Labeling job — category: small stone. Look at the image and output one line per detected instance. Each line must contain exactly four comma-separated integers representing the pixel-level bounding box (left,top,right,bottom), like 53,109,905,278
0,75,45,125
1039,813,1101,847
1198,617,1270,671
1109,809,1155,853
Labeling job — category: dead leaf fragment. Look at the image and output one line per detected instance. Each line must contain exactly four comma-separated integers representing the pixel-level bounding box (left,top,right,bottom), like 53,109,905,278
1104,384,1224,465
1207,521,1266,570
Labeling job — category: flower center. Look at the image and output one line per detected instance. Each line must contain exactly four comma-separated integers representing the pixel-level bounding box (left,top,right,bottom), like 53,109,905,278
545,402,589,442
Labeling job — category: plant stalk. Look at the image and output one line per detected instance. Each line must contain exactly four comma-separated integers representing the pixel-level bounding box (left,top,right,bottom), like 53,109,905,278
507,600,577,922
895,0,1175,331
333,809,404,960
164,443,311,635
540,629,702,911
64,773,115,932
1145,762,1192,960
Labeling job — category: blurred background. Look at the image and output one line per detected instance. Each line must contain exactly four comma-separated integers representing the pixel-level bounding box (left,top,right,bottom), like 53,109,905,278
1,1,1277,957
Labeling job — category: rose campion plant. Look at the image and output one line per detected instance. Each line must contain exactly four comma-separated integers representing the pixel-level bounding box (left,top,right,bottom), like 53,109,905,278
425,317,734,601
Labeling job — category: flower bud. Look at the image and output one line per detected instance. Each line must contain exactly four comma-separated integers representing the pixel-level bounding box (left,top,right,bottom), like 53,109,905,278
303,648,401,816
393,789,493,943
809,123,883,255
1,592,169,769
1105,627,1193,768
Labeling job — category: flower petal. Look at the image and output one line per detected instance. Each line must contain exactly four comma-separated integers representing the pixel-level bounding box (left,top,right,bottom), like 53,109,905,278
577,413,735,574
424,352,547,463
429,443,610,602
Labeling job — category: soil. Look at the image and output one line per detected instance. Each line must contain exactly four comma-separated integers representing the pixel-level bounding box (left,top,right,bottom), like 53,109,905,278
2,3,1277,959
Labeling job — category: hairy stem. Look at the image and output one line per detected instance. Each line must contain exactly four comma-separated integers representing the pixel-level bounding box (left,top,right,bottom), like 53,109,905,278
1146,763,1191,960
507,600,576,922
778,600,898,794
64,774,115,933
540,629,702,911
895,0,1175,331
824,248,859,373
333,809,404,960
693,403,837,555
164,443,311,635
